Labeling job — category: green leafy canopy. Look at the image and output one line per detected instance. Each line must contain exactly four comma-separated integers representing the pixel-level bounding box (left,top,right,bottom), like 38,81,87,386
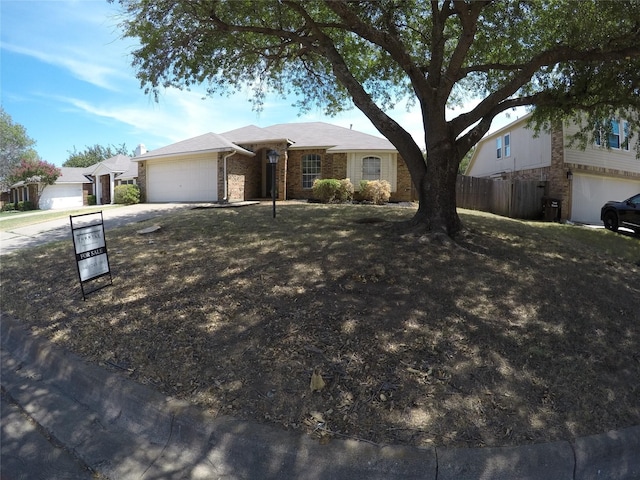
111,0,640,234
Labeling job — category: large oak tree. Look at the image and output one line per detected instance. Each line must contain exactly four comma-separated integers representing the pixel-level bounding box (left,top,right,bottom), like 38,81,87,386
112,0,640,236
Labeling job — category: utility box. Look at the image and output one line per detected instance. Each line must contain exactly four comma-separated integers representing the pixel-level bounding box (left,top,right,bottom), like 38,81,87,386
542,197,561,222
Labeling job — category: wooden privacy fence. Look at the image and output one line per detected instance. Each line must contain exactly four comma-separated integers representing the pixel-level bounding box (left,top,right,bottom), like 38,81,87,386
456,175,548,220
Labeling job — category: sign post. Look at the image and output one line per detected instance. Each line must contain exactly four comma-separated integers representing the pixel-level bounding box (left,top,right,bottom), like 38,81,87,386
70,211,112,300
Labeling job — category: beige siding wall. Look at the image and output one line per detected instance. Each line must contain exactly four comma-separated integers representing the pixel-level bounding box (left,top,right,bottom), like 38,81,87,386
563,122,640,175
346,152,397,190
468,118,552,178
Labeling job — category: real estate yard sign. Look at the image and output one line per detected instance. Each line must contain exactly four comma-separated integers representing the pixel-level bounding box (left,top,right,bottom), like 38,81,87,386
70,211,112,300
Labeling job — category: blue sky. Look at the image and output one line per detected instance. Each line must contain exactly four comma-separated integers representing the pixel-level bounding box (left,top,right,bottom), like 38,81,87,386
1,1,522,167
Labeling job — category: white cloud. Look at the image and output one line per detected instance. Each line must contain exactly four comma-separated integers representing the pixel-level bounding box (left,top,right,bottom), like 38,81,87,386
2,42,124,91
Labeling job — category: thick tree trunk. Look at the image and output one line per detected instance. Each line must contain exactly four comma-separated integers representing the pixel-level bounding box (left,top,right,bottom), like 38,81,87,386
411,139,462,237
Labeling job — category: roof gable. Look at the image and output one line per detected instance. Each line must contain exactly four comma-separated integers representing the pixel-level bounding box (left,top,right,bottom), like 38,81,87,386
221,122,396,151
136,132,255,160
89,154,134,176
263,122,395,151
221,125,287,144
56,167,91,184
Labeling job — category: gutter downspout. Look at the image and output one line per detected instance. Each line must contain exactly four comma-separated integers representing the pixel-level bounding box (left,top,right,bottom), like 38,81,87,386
222,151,234,203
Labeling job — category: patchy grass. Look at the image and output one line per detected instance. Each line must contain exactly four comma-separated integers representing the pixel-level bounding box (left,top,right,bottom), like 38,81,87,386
0,205,123,231
1,203,639,448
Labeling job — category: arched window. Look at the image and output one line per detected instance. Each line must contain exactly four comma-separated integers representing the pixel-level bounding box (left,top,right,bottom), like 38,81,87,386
302,154,321,188
362,156,381,181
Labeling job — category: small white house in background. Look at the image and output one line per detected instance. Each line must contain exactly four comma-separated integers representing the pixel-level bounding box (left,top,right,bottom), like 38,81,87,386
10,167,93,210
8,148,143,210
466,113,640,224
39,167,93,209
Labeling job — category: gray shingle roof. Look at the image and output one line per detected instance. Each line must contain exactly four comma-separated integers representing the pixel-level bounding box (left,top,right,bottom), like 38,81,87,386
134,122,395,162
221,125,288,144
135,132,255,160
260,122,395,151
56,167,91,184
101,154,133,171
86,154,137,177
11,167,91,187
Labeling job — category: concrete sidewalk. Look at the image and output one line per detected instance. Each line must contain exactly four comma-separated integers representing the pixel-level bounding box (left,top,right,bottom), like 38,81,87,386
1,313,638,480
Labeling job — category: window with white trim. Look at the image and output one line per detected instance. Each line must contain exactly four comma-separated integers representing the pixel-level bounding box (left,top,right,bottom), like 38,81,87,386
496,137,502,159
302,154,321,189
362,156,381,181
504,133,511,157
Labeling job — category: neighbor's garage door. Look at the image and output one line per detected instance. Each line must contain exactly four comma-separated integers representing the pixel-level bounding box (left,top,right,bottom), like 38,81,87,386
39,183,83,210
146,157,218,202
571,174,639,224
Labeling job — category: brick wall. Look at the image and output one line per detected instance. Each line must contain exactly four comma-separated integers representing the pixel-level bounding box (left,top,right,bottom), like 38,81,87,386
285,149,414,202
548,125,572,220
393,154,414,202
137,161,147,202
222,153,262,201
286,149,330,199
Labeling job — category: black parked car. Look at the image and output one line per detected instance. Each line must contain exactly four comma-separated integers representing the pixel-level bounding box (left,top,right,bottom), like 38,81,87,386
601,193,640,234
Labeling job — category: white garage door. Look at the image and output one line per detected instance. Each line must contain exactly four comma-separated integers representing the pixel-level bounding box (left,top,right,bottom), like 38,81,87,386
571,174,639,224
39,184,83,210
147,157,218,202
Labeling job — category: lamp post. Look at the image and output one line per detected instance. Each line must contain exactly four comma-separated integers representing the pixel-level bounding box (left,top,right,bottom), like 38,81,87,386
267,150,280,218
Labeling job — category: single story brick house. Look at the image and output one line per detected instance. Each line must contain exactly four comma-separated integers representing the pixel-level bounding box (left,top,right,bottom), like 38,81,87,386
8,154,139,210
9,167,93,210
134,122,414,203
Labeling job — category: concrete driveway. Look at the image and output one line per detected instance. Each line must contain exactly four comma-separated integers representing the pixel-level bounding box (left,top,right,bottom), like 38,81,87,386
0,203,194,256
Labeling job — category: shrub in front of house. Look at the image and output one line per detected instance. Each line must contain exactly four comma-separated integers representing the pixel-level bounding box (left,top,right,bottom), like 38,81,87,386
114,184,141,205
338,178,355,202
312,178,354,203
16,201,36,211
359,180,391,205
87,194,96,206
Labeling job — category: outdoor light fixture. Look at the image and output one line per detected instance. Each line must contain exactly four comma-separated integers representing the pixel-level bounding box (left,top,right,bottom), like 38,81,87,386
267,150,280,218
566,170,573,180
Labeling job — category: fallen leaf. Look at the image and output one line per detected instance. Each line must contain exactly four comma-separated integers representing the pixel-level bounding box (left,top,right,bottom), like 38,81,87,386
310,368,326,392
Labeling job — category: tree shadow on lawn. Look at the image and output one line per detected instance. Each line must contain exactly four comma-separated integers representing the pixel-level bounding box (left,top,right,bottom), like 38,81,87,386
1,203,639,448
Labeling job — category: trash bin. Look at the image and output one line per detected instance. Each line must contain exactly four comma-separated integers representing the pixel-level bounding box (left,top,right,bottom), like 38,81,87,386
542,197,561,222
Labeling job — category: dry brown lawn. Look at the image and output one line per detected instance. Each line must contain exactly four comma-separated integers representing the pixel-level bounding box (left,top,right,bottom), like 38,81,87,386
1,202,639,448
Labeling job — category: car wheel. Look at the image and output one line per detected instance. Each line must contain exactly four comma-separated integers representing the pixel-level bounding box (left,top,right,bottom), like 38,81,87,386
603,211,619,231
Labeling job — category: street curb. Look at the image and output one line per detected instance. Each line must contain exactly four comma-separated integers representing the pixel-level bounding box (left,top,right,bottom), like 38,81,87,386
2,313,639,479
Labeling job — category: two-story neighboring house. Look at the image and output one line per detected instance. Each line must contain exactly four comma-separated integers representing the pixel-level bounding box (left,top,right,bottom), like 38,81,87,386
465,113,640,224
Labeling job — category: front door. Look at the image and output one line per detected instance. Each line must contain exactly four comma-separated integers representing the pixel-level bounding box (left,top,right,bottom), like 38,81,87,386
100,175,110,204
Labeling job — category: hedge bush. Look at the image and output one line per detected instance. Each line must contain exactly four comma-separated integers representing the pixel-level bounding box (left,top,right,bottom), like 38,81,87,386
359,180,391,205
16,201,36,211
312,178,354,203
87,194,96,206
114,184,140,205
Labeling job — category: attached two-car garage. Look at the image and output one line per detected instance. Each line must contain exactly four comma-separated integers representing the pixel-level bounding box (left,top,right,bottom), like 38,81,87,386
146,156,218,203
571,173,639,224
39,183,84,210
